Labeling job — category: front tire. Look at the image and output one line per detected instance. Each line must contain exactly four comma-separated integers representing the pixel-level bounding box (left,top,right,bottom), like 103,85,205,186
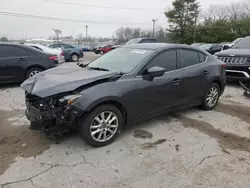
202,83,220,110
79,104,124,147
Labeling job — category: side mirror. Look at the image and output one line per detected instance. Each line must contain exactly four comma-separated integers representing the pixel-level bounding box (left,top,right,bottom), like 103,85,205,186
148,66,165,79
223,45,231,50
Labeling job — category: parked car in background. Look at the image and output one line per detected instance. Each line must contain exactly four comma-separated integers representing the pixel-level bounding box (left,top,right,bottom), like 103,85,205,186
21,43,226,147
111,37,158,50
25,43,65,64
191,43,203,47
98,44,113,54
78,45,91,52
49,43,83,62
0,43,59,83
94,44,113,54
199,43,223,55
215,36,250,81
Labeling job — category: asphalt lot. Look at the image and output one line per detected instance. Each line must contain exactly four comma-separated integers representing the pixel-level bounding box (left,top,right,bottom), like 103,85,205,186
0,52,250,188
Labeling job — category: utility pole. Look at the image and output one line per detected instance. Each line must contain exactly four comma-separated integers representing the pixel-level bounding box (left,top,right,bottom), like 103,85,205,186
85,25,88,39
152,19,158,37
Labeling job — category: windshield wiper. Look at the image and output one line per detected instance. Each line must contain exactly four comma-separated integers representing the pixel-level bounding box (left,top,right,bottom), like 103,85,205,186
87,66,109,71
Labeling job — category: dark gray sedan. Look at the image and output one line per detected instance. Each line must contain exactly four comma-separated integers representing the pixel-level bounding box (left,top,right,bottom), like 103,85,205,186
21,43,226,147
0,43,59,83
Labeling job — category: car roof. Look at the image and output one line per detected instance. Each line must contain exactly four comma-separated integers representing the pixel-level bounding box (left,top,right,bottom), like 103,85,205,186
132,37,157,40
0,42,40,50
122,43,198,50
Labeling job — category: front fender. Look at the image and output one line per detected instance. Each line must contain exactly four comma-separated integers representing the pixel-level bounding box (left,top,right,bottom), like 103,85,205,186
73,95,123,112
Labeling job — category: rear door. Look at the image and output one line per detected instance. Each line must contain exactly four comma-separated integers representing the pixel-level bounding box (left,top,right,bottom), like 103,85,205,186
0,45,29,82
180,49,208,105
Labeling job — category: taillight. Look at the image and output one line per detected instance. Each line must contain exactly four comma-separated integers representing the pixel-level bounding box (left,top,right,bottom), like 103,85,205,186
221,63,227,69
49,55,57,61
60,51,64,56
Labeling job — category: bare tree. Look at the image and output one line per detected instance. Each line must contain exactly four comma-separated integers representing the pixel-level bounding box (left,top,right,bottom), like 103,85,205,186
113,27,154,44
75,33,84,45
204,5,228,21
227,2,244,20
53,29,62,42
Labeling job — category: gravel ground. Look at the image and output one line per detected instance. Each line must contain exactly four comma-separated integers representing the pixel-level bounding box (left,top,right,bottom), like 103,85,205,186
0,54,250,188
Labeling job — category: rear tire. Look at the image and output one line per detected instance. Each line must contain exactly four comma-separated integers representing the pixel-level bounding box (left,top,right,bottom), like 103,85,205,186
201,83,220,110
79,104,124,147
25,67,43,80
71,53,79,62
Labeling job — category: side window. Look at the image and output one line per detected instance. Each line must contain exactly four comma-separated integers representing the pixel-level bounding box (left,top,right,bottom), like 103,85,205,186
143,49,177,74
62,44,73,49
0,45,28,57
182,49,200,67
141,39,157,43
199,52,207,63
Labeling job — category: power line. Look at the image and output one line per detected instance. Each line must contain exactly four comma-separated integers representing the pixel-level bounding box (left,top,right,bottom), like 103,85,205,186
0,11,152,25
43,0,163,11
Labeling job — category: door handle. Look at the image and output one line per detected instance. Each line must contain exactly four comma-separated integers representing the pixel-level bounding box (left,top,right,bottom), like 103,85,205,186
173,78,181,85
18,58,26,62
203,71,209,76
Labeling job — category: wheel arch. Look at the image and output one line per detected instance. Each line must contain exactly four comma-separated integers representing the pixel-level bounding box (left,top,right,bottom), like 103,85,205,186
84,99,128,125
209,78,224,95
25,65,46,78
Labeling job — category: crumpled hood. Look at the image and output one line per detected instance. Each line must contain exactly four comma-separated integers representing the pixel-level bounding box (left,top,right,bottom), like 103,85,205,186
21,66,118,98
215,48,250,56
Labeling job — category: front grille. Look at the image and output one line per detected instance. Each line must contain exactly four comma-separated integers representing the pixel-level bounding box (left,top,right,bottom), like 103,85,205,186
218,56,248,64
25,93,51,111
25,93,42,104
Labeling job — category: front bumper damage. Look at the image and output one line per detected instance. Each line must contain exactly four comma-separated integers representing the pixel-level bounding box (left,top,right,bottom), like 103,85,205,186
25,93,82,134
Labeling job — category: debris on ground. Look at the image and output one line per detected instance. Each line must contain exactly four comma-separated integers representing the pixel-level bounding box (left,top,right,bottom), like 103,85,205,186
133,129,153,139
175,144,180,151
142,139,167,149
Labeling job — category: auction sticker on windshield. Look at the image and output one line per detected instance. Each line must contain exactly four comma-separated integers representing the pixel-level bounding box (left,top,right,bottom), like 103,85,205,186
131,50,147,54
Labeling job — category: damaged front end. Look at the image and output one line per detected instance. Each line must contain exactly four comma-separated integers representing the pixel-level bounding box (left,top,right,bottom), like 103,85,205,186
25,92,83,133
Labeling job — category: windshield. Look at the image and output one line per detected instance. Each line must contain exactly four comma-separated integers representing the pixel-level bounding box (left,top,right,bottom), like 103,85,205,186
87,47,154,73
232,37,250,49
126,38,141,45
199,44,213,50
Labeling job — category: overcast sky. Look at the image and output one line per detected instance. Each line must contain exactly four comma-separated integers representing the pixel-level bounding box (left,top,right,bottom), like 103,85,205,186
0,0,239,39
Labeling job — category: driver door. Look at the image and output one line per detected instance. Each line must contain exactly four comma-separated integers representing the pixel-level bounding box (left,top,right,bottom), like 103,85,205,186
128,49,185,120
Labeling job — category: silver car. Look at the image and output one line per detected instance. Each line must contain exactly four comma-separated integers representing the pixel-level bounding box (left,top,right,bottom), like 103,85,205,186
25,43,65,64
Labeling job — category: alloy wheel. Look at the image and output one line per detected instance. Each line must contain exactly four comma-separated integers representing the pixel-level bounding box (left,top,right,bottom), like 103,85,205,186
90,111,119,142
28,70,40,78
72,54,78,62
206,86,219,107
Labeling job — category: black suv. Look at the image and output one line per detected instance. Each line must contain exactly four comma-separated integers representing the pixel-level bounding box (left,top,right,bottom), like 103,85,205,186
215,36,250,80
21,44,226,147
